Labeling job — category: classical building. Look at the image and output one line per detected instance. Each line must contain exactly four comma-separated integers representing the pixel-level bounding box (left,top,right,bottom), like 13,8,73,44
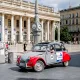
0,0,60,44
60,6,80,43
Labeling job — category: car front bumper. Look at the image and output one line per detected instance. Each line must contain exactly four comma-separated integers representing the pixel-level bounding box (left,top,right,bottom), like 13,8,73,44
17,62,32,69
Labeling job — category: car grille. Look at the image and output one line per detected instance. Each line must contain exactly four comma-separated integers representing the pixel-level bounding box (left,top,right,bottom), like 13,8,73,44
20,59,25,63
20,59,29,63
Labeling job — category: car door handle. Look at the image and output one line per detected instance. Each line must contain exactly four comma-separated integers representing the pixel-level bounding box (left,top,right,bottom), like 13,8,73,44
37,54,43,56
39,54,43,55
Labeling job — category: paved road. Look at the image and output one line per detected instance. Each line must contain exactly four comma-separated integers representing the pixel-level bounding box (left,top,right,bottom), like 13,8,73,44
0,52,80,80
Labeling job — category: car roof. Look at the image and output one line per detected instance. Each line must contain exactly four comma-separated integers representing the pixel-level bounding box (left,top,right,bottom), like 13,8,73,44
38,42,62,46
38,42,50,44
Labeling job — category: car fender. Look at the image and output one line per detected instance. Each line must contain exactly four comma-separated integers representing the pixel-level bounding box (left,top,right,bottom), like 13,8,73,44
62,51,71,62
27,57,46,67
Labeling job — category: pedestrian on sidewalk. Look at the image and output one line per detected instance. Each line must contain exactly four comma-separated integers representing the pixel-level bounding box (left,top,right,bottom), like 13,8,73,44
5,42,9,50
24,43,27,51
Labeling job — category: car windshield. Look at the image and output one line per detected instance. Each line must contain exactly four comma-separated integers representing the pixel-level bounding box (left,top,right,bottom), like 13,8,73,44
32,44,48,51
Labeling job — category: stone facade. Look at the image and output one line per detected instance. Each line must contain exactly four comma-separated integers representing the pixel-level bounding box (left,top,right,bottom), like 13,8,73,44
60,6,80,43
0,0,60,44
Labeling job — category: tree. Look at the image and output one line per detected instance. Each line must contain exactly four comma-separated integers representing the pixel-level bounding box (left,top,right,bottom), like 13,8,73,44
60,26,72,42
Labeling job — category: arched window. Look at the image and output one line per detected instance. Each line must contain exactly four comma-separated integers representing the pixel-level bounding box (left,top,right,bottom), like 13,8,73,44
8,19,11,28
8,31,11,41
23,32,27,41
24,21,26,29
16,31,19,42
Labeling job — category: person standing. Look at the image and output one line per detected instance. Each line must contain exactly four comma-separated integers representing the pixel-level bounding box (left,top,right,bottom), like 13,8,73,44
5,42,9,51
5,42,9,63
24,43,27,51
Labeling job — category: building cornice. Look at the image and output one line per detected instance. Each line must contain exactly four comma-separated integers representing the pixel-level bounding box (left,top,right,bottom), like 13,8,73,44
0,1,60,21
60,6,80,12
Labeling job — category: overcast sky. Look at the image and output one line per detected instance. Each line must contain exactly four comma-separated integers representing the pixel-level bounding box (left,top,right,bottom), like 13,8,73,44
24,0,80,12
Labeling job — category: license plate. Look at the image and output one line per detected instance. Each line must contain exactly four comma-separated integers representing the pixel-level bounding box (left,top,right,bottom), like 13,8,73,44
20,63,25,67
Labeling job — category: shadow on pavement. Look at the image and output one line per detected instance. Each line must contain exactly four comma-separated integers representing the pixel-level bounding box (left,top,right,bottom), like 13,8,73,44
10,64,64,73
10,67,35,73
69,53,80,67
16,78,57,80
10,67,19,72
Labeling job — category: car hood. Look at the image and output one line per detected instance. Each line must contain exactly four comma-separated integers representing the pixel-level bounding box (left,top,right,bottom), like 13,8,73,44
21,51,44,61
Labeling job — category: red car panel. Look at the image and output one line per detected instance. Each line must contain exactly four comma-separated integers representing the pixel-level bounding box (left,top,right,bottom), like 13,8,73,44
27,57,46,67
62,51,71,62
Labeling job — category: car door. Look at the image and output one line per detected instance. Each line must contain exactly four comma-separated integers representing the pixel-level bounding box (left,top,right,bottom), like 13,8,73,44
46,44,57,65
61,45,68,52
55,44,63,63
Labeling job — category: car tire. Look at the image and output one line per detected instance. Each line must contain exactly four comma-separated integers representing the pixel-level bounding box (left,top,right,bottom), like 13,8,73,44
34,60,44,72
63,61,69,67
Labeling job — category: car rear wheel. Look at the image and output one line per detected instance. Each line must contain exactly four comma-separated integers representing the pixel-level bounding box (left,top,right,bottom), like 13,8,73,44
63,61,69,67
34,60,44,72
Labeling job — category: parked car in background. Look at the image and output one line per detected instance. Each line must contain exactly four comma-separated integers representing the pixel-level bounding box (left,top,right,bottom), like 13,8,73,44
16,42,71,72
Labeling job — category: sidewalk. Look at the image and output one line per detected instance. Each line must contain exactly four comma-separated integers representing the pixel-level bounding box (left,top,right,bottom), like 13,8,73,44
65,44,80,53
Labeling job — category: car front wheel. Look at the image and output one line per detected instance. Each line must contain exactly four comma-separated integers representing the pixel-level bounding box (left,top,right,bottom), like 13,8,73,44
34,60,44,72
63,61,69,67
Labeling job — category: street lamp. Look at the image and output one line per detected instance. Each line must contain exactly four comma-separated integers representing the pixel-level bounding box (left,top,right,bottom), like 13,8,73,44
32,0,42,45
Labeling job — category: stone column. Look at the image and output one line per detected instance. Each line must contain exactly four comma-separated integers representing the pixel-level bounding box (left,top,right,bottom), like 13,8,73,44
2,14,5,42
52,21,55,41
19,16,23,42
27,17,30,43
41,20,44,42
47,21,49,41
45,22,47,41
58,22,60,41
11,15,15,42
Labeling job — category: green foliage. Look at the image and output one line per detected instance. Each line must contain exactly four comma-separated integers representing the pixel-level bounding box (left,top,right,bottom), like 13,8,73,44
60,26,72,42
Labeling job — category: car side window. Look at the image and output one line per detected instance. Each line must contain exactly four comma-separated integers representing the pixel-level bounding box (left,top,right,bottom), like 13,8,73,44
33,46,40,50
55,44,62,51
61,45,66,51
